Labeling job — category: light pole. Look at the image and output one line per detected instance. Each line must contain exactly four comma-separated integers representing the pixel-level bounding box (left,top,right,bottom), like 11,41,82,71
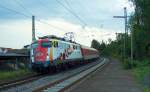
32,16,36,42
130,25,133,63
114,7,134,64
113,7,128,61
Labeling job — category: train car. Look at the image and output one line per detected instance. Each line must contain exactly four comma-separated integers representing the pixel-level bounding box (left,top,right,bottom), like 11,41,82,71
30,35,99,72
81,45,99,61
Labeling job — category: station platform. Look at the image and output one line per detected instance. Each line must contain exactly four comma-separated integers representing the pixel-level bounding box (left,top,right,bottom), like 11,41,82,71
68,58,142,92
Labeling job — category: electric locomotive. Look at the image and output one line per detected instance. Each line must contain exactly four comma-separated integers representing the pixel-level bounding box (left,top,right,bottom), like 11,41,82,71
30,35,99,72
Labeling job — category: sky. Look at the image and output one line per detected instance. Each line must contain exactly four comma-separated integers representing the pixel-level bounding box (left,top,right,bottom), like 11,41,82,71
0,0,134,49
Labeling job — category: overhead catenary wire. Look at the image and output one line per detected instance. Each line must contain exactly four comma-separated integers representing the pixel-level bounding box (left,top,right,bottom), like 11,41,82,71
12,0,88,31
0,3,30,18
14,0,33,15
55,0,87,26
0,2,67,32
38,0,53,12
37,0,88,28
63,0,89,30
64,0,75,13
35,18,67,31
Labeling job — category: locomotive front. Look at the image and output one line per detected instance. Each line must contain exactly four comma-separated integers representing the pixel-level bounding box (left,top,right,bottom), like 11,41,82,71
30,38,53,71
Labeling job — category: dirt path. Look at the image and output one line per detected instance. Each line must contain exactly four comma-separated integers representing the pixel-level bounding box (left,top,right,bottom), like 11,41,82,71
68,58,142,92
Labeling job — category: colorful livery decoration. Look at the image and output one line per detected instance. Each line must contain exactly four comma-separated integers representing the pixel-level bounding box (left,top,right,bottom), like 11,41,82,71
30,35,99,72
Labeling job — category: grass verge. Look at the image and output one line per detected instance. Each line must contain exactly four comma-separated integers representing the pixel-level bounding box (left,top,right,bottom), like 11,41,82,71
0,69,34,82
131,59,150,92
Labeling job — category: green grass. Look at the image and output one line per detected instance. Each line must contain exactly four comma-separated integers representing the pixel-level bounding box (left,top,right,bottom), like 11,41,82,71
132,59,150,92
0,69,33,81
144,87,150,92
132,66,150,81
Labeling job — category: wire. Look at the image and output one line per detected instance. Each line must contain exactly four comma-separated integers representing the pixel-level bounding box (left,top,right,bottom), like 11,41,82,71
64,0,74,12
38,0,52,12
36,18,67,31
14,0,33,15
0,3,30,18
0,2,67,32
55,0,87,26
13,0,87,31
64,0,89,29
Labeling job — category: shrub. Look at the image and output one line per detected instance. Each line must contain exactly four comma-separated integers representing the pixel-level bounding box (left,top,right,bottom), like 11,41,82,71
122,59,137,69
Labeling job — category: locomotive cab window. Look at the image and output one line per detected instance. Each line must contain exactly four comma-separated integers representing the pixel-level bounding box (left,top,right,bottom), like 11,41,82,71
55,41,58,47
32,42,38,48
41,41,52,47
53,41,58,47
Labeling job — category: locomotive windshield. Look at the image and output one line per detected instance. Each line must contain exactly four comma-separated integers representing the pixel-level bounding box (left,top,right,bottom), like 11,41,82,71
32,42,38,48
41,41,52,47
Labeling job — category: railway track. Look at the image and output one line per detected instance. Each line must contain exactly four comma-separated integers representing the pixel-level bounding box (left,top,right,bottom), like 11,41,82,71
0,58,109,92
33,58,109,92
0,73,42,90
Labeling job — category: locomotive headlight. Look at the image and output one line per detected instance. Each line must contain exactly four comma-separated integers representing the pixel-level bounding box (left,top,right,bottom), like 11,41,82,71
31,49,34,62
46,53,49,61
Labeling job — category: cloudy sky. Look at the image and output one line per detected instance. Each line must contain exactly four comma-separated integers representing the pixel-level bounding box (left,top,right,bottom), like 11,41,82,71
0,0,134,49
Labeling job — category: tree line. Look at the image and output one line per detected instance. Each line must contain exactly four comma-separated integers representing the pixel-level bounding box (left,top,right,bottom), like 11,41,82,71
91,0,150,60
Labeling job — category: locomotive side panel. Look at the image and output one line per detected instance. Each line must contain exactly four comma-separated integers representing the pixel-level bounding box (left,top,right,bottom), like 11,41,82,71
52,40,83,65
30,36,99,73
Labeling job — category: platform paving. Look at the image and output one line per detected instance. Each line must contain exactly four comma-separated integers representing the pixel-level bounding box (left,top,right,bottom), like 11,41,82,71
68,58,142,92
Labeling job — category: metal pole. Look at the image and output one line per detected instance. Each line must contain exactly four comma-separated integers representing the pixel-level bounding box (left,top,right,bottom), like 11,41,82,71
113,7,128,61
32,16,36,42
124,7,128,35
124,7,127,59
131,27,133,62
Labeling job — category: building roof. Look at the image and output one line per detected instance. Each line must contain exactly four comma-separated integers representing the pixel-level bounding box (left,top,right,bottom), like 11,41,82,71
0,52,29,57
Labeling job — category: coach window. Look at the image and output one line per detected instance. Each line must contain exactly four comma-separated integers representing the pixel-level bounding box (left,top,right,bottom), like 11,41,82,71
77,46,79,49
73,45,75,49
63,43,65,48
76,46,78,49
60,42,62,48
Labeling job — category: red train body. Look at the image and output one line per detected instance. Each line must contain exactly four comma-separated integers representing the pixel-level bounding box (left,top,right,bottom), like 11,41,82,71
81,46,99,60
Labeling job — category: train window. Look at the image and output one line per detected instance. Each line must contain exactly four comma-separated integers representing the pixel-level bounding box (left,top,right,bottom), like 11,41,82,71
63,43,66,48
53,41,58,47
59,42,62,48
51,41,58,47
32,42,38,48
55,41,58,47
41,41,51,47
73,45,76,49
77,46,79,49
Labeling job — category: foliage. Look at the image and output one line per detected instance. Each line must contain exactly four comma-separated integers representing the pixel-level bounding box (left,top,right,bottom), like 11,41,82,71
90,0,150,65
91,1,150,91
91,39,101,51
129,0,150,59
122,59,137,69
91,39,106,55
144,87,150,92
132,59,150,92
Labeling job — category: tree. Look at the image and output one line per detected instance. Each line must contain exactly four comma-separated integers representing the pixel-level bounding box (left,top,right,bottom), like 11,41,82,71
91,39,101,51
129,0,150,59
